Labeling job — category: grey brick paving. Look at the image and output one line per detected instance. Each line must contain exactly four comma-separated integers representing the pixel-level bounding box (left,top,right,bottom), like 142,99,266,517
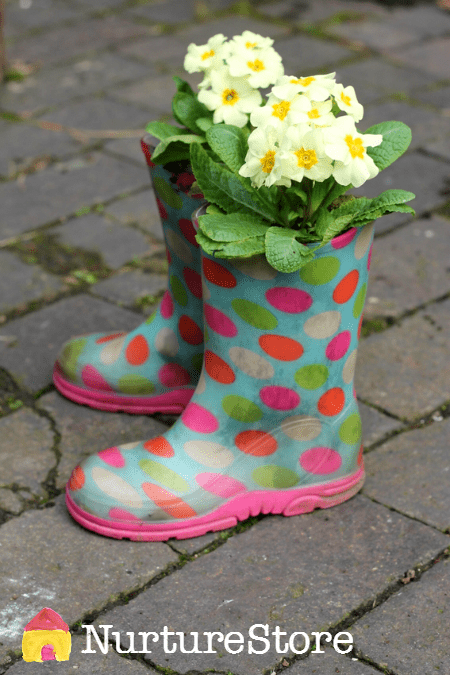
359,401,404,448
274,34,355,75
0,250,63,313
388,36,450,79
0,496,178,665
326,16,420,52
259,0,387,24
91,269,167,305
286,647,381,674
103,137,148,166
104,190,163,238
0,488,24,515
96,497,448,675
3,0,81,34
41,97,150,131
351,558,450,675
0,295,142,391
109,73,202,116
131,0,198,24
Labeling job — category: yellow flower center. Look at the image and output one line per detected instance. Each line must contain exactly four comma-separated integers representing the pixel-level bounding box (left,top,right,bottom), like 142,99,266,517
260,150,276,173
308,108,320,119
222,88,239,106
341,91,352,106
247,59,265,72
201,49,215,61
245,41,257,48
345,135,365,159
291,76,315,87
272,100,290,120
294,147,318,170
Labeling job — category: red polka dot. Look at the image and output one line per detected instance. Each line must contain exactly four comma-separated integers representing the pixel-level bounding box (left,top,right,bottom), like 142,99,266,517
68,465,84,491
81,365,114,391
358,444,364,466
235,430,278,456
140,139,155,167
259,335,304,361
367,243,373,270
142,483,197,519
181,402,219,433
178,315,203,345
204,350,235,384
260,386,300,411
196,473,247,498
326,331,351,361
125,335,150,365
95,332,126,344
265,287,312,313
98,447,125,468
333,270,359,304
166,247,172,265
179,218,199,247
299,447,342,474
357,314,363,340
176,174,195,193
204,304,238,337
109,507,140,521
203,258,237,288
156,196,168,220
183,267,202,299
158,362,191,387
318,388,345,416
143,436,175,458
160,290,174,319
331,227,357,249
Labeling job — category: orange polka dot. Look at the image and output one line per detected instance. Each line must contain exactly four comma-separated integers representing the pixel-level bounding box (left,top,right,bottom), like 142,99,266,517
204,350,235,384
357,314,363,340
203,258,237,288
235,430,278,456
68,465,85,491
333,270,359,304
142,483,197,519
125,335,149,365
357,444,364,466
178,315,203,345
259,335,304,361
318,388,345,416
95,332,126,344
143,436,175,458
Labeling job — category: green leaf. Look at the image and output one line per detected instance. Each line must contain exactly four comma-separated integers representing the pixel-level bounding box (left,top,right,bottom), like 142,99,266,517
196,117,214,132
352,189,415,222
172,76,195,96
205,124,248,173
145,121,191,141
172,91,211,135
214,237,266,259
199,212,270,242
265,227,315,273
150,134,205,165
195,230,222,256
364,121,412,171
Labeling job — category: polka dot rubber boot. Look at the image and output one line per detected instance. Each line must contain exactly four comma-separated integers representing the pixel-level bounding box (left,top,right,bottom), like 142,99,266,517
53,136,205,414
66,207,374,541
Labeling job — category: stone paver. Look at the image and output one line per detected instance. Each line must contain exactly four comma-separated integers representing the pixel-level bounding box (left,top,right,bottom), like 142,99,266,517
259,0,387,24
0,250,63,313
0,488,24,515
109,73,202,116
41,97,149,131
0,408,55,495
96,497,447,675
0,295,142,391
274,34,355,75
91,269,167,305
326,15,420,51
358,401,404,448
131,0,197,24
3,0,81,35
103,137,148,166
413,84,450,111
38,391,168,490
0,496,178,665
363,216,450,319
363,418,450,532
286,647,381,674
387,36,450,79
388,4,450,39
104,190,163,239
352,558,450,675
356,303,450,421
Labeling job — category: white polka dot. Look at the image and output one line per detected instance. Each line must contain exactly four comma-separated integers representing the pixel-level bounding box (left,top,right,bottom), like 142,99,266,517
354,222,374,260
303,311,341,339
120,441,141,451
184,440,234,468
155,327,179,357
91,466,143,507
342,348,358,384
99,335,126,365
281,415,322,441
229,347,275,379
230,254,277,280
196,368,206,394
166,229,193,264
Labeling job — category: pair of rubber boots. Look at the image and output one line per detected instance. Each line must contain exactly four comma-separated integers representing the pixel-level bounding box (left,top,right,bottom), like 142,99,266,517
57,135,374,541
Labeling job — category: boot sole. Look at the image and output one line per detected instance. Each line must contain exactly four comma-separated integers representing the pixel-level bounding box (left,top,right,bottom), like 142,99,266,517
66,466,365,541
53,365,195,415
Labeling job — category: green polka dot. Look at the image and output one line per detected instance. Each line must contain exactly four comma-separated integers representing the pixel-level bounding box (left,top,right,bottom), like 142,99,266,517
231,299,278,330
299,256,340,285
61,338,87,380
353,282,367,318
222,395,263,422
339,413,362,444
294,364,329,390
170,275,188,306
191,352,203,373
138,459,189,493
117,374,155,395
252,465,299,489
152,177,183,209
204,326,210,343
145,311,156,325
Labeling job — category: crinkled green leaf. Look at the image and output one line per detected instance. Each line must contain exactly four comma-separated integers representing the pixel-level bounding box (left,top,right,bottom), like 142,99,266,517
265,227,315,273
352,189,415,222
172,91,212,135
364,121,412,171
199,212,270,242
206,124,248,173
150,134,205,165
145,121,191,141
196,117,214,132
172,76,196,96
214,237,266,258
194,230,222,256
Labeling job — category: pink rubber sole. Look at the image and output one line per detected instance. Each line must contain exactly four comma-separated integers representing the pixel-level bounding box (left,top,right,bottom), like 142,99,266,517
53,365,195,414
66,466,365,542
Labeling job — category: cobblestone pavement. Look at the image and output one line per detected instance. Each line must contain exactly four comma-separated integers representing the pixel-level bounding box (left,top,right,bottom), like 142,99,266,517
0,0,449,673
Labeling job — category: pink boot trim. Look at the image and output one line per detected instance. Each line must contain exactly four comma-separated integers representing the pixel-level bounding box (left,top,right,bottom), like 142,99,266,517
53,365,194,414
65,466,365,542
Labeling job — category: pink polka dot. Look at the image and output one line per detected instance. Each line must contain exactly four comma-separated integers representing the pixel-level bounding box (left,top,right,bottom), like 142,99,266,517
196,473,247,498
98,447,125,468
331,227,357,249
81,365,114,392
204,303,238,337
326,331,351,361
158,363,191,387
300,447,342,474
183,267,203,299
260,386,300,411
265,287,312,314
367,243,373,270
181,402,219,433
179,219,199,247
108,507,140,521
160,290,174,319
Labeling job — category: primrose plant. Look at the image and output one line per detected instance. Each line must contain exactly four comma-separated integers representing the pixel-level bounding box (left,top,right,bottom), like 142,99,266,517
146,31,415,272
